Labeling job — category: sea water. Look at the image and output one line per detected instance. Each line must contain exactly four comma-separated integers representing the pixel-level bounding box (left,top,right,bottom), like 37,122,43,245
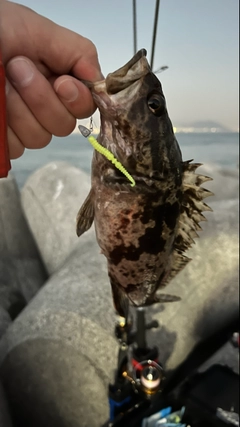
11,132,239,189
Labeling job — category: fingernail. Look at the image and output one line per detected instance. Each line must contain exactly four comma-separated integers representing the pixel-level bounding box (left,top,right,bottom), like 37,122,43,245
7,58,34,87
55,79,79,102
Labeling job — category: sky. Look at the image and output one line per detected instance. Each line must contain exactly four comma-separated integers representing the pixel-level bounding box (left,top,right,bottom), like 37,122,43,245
13,0,239,131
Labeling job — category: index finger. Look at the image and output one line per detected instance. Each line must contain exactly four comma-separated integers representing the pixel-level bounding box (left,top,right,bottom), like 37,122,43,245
39,24,103,82
1,1,103,82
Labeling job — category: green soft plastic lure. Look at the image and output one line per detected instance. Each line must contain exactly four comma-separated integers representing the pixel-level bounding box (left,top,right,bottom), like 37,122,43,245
78,125,136,187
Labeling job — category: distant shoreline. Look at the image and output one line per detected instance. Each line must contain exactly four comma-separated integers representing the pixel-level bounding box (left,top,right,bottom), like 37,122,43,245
174,130,239,135
71,128,239,136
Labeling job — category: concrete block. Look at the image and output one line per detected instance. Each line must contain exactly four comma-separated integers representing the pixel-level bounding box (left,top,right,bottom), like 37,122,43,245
0,174,47,330
0,381,12,427
0,163,237,426
0,239,117,427
0,308,11,341
21,161,94,274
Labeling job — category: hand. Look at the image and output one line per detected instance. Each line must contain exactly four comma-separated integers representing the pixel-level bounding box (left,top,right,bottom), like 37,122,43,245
0,0,103,159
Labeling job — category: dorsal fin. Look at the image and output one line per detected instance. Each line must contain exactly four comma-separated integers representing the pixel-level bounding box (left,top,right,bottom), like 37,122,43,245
174,160,213,254
163,160,213,285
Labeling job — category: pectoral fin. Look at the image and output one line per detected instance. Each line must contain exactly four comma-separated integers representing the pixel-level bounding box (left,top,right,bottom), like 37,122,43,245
76,188,95,237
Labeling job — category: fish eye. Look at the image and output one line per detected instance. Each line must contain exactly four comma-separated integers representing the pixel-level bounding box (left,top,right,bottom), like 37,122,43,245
147,93,166,116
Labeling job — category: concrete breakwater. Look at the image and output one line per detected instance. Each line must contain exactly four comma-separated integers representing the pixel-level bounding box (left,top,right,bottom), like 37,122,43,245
0,161,238,426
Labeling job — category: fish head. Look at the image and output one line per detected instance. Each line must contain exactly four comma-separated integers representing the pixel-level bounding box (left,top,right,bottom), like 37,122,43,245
91,49,182,181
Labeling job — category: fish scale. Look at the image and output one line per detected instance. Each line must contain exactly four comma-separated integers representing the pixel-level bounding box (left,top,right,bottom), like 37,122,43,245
76,49,213,317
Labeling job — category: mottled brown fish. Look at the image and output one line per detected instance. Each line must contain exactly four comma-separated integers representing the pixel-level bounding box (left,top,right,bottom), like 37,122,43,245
77,49,213,317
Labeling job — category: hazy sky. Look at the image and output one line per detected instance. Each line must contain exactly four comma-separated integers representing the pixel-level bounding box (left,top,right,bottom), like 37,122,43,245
14,0,239,131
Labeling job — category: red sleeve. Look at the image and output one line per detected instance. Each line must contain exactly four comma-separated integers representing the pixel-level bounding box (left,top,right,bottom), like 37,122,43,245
0,48,11,178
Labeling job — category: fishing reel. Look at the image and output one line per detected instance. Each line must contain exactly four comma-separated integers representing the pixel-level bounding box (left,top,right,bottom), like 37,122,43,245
132,359,164,396
103,308,167,427
102,308,240,427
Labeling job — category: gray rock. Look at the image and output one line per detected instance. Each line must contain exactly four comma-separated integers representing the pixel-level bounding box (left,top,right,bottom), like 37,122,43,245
21,161,94,274
1,340,110,427
0,174,47,328
0,240,117,427
199,340,239,375
0,381,12,427
0,309,11,341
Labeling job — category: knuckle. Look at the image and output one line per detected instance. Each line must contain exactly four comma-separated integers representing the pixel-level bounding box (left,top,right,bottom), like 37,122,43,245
85,39,98,57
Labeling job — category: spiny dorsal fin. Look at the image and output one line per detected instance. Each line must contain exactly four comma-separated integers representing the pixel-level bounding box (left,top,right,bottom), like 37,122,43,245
174,160,213,255
76,188,95,237
162,161,213,285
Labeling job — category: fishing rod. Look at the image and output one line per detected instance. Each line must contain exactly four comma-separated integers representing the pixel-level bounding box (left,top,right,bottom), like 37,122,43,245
133,0,137,55
150,0,160,70
132,0,167,75
101,307,169,427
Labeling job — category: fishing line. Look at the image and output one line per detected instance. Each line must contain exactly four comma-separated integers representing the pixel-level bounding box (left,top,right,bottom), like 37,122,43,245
132,0,162,71
78,125,136,187
133,0,137,54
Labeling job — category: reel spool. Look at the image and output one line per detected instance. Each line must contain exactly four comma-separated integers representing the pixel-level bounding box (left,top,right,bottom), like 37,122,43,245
133,360,164,396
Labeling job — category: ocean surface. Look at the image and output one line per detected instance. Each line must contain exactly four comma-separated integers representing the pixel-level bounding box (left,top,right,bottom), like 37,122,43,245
11,132,239,189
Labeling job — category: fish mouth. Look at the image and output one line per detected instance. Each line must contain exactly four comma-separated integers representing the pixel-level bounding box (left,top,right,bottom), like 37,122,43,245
91,49,150,102
105,48,149,95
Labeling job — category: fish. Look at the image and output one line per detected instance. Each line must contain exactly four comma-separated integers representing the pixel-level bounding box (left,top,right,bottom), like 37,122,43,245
76,49,213,317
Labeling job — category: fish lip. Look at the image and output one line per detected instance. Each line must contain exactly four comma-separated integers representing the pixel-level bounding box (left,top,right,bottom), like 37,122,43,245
116,48,147,73
105,48,149,95
91,49,150,100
